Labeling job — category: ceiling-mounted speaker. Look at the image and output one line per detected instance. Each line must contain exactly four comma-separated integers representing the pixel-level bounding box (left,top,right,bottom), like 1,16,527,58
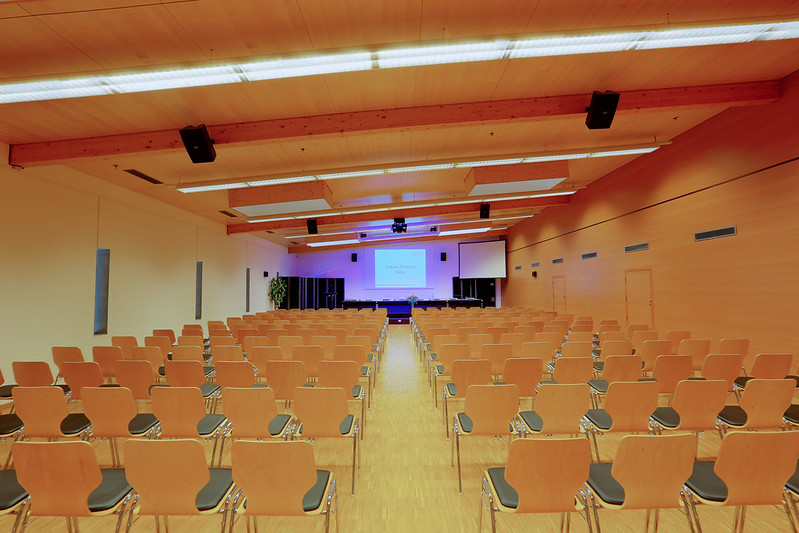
351,253,358,263
479,203,490,219
179,125,216,163
306,219,318,235
585,91,620,129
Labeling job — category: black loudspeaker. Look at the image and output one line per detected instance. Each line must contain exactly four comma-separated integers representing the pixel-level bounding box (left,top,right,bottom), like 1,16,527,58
351,253,358,262
306,219,318,234
263,271,268,278
480,203,490,219
532,271,538,278
585,91,620,129
179,125,216,163
441,252,447,262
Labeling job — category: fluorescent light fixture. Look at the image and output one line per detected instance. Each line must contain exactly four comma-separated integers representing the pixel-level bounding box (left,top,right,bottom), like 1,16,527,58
2,21,798,104
306,239,360,247
438,227,492,237
247,216,298,223
178,146,656,193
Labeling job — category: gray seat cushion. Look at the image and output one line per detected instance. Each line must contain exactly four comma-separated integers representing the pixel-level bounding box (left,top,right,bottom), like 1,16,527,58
128,413,159,436
785,405,799,425
486,467,518,508
339,414,354,435
89,469,132,512
651,406,679,429
61,413,92,435
197,414,226,436
445,383,458,397
587,462,624,505
0,413,23,436
457,412,473,433
303,470,331,512
269,414,291,436
588,379,609,394
0,384,16,398
733,376,753,390
0,470,27,511
685,461,727,502
199,384,220,398
197,468,233,511
585,409,612,430
786,461,799,494
716,405,746,427
519,411,543,433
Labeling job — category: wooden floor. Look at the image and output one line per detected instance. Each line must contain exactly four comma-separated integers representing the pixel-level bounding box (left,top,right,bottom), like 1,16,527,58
3,325,796,532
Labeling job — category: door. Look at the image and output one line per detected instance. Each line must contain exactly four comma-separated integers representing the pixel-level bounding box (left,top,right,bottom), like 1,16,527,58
625,269,654,328
552,276,566,314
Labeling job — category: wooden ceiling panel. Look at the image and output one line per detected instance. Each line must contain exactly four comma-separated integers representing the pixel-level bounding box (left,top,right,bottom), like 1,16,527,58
418,0,536,41
408,61,509,106
322,68,420,113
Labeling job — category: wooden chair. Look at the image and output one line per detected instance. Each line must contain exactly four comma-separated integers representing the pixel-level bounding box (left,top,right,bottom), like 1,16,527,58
309,335,337,361
220,388,292,454
467,334,494,360
585,433,696,532
292,386,359,496
152,329,177,345
81,386,159,466
212,345,244,363
480,438,591,533
647,354,693,401
12,361,68,394
213,361,261,389
630,330,658,354
0,399,24,468
481,344,513,379
164,360,221,412
123,439,235,531
639,339,675,374
0,367,16,402
733,353,793,395
0,468,27,531
588,354,642,406
684,431,799,532
333,344,374,403
501,357,543,410
292,345,325,382
265,360,307,408
519,341,557,362
698,353,746,394
626,324,649,340
516,383,590,438
678,339,711,373
115,359,158,401
716,378,795,436
111,336,138,360
230,440,337,533
150,387,228,466
431,344,472,404
583,381,659,461
592,340,633,373
12,386,91,440
442,359,492,439
92,346,125,382
452,384,519,494
650,379,728,437
171,345,214,377
60,361,107,401
665,331,691,354
51,346,84,384
12,440,133,531
318,360,367,439
550,357,594,385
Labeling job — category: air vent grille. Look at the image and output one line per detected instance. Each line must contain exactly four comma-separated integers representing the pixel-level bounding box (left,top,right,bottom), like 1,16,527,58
531,262,540,268
123,169,162,184
514,265,522,270
552,258,563,264
582,252,597,260
625,242,649,253
218,210,238,218
695,226,737,242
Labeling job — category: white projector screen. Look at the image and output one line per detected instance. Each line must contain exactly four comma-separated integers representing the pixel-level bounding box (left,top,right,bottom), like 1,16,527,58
374,249,427,288
459,240,507,279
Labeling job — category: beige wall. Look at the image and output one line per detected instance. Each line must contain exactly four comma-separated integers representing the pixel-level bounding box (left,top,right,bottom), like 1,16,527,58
504,71,799,358
0,145,294,380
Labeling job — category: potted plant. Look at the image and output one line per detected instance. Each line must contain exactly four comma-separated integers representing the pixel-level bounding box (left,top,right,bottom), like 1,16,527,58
268,277,287,309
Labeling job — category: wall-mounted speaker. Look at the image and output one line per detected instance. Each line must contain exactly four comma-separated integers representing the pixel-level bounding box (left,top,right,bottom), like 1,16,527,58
179,125,216,163
479,203,490,219
585,91,620,129
306,219,318,235
440,252,447,262
532,271,538,278
351,253,358,263
263,271,268,278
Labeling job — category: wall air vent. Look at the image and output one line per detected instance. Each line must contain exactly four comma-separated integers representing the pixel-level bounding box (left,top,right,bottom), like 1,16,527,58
514,265,522,270
123,168,162,184
695,226,737,242
531,262,540,268
625,242,649,253
582,252,597,260
552,258,564,264
218,210,238,218
291,241,299,245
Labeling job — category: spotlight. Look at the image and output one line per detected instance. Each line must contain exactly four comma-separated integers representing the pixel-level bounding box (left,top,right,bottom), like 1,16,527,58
391,218,407,233
430,226,438,232
359,232,367,238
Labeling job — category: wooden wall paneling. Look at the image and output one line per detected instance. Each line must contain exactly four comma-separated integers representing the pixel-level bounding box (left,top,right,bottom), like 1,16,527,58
624,269,654,329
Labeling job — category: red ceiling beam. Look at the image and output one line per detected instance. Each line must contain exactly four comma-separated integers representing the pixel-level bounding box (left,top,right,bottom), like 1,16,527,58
287,229,508,254
9,81,780,167
226,195,570,234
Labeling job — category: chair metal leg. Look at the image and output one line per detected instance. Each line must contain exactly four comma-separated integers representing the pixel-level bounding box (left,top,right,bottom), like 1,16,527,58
783,493,798,533
444,394,450,439
456,431,463,495
681,491,696,533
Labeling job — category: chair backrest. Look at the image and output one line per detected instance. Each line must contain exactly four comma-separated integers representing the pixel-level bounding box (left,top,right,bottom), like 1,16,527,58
215,361,257,388
498,333,525,355
293,386,350,438
552,357,593,384
13,361,55,387
111,336,138,359
463,384,519,436
143,336,171,361
12,441,105,517
177,335,204,348
12,386,69,438
601,355,643,384
566,331,593,343
519,342,556,360
535,383,590,435
152,328,176,345
435,344,472,373
600,340,633,357
714,431,799,506
749,353,793,379
124,439,211,516
504,438,591,514
533,332,562,351
597,325,622,336
164,360,205,388
223,387,280,439
61,361,104,400
651,355,692,394
231,440,318,516
560,341,592,358
665,330,691,353
611,433,696,510
603,381,659,432
51,347,84,376
151,387,206,438
309,336,337,360
115,360,157,399
626,324,649,339
467,334,494,358
481,344,513,375
131,346,165,376
502,358,543,398
678,339,711,371
639,340,675,371
237,328,261,345
92,346,124,378
449,359,492,392
739,378,795,429
701,353,746,391
265,360,306,401
671,379,728,431
248,345,284,377
598,330,626,344
318,360,360,391
292,345,324,378
630,330,658,353
213,345,244,362
171,345,204,363
242,335,271,354
486,327,509,344
718,338,749,358
82,386,138,438
277,336,304,358
332,344,368,366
